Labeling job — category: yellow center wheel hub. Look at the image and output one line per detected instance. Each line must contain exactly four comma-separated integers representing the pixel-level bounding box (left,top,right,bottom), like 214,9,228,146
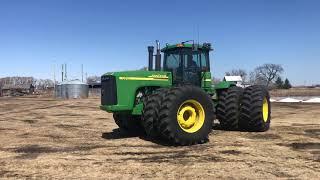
262,97,269,122
177,100,205,133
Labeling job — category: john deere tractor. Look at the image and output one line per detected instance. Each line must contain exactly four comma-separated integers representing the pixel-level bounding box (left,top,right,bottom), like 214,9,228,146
100,40,271,145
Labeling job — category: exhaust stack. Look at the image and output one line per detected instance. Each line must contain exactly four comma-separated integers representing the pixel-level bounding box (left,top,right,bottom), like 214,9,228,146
155,40,161,71
148,46,154,71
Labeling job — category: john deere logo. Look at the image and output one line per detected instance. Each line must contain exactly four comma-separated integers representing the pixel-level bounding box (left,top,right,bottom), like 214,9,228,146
148,74,168,79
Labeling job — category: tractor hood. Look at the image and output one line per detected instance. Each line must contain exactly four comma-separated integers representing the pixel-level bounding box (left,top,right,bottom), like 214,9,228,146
100,70,172,114
102,70,171,81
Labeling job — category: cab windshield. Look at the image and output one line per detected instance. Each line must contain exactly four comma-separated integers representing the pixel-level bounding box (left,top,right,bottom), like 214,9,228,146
163,48,210,72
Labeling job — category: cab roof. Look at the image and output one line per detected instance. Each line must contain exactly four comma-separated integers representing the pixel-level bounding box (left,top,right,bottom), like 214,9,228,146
161,43,212,52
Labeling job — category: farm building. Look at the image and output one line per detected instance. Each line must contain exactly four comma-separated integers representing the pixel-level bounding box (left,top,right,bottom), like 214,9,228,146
223,76,244,87
88,81,101,96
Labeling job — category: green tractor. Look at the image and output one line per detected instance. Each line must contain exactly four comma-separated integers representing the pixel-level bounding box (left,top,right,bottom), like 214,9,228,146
100,40,271,145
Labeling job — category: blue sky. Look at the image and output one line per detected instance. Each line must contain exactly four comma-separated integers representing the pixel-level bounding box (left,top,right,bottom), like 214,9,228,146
0,0,319,85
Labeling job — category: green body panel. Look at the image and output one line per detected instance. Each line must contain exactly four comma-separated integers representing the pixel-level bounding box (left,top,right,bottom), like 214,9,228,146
214,81,235,90
100,70,172,114
132,103,143,115
201,72,213,93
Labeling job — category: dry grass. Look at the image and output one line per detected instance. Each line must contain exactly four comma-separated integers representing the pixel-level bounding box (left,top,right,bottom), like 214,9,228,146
0,97,319,179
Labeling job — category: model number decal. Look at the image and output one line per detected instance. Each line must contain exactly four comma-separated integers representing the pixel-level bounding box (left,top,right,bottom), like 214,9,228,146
148,74,168,79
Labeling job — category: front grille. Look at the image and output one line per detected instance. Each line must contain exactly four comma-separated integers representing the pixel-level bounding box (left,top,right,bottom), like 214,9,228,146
101,75,117,105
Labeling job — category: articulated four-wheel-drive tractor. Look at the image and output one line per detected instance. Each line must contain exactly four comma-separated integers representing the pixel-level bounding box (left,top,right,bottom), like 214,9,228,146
100,41,271,145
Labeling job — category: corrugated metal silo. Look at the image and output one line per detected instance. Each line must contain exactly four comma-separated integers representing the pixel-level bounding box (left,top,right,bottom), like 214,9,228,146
54,84,62,98
60,80,89,99
61,82,67,99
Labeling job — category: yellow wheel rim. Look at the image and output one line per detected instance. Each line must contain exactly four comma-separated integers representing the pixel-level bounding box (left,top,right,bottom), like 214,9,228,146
177,99,205,133
262,97,269,122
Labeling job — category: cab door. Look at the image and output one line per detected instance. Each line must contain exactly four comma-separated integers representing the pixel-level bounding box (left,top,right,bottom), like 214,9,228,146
163,51,183,85
182,52,201,86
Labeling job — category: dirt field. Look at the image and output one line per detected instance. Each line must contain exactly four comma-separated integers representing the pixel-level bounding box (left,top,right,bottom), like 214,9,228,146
0,97,319,179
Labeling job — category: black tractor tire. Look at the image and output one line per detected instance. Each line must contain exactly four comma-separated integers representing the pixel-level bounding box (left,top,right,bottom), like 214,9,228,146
142,88,168,137
239,85,271,132
216,90,227,124
222,86,243,130
113,113,142,132
158,85,214,145
216,86,243,130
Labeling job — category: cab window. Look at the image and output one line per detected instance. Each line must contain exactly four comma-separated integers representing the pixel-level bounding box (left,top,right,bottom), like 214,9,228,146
200,51,209,71
164,52,181,69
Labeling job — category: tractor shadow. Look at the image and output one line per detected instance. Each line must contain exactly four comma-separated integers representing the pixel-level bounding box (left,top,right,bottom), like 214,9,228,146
101,128,141,139
101,129,175,146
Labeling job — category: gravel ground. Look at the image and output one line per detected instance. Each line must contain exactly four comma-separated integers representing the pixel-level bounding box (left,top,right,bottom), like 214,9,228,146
0,96,319,179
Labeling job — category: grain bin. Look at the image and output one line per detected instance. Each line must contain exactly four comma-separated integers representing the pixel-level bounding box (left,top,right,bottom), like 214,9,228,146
54,83,62,98
59,80,89,99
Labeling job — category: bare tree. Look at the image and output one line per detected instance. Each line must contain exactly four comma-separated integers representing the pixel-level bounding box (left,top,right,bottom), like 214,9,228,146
252,64,284,87
0,77,35,88
34,79,54,89
249,71,267,85
225,69,247,82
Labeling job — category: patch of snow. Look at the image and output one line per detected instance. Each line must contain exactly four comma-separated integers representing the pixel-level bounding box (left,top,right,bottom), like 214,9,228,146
270,98,277,102
278,98,302,103
303,97,320,103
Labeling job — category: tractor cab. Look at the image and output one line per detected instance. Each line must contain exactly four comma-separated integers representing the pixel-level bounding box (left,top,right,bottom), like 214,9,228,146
148,41,212,87
162,43,212,86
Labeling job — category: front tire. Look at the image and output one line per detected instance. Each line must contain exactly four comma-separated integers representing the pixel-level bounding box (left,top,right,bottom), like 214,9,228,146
158,86,214,145
142,88,168,137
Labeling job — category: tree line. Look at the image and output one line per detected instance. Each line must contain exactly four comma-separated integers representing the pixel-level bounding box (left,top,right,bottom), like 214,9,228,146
0,77,54,90
225,63,292,89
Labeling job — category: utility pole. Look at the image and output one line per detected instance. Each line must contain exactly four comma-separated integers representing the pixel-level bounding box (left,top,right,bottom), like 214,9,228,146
81,64,84,82
53,64,56,86
64,64,67,81
52,63,56,94
61,64,64,82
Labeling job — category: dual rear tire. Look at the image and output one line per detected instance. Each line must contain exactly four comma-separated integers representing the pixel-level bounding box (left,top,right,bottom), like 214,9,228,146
239,85,271,131
216,85,271,132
